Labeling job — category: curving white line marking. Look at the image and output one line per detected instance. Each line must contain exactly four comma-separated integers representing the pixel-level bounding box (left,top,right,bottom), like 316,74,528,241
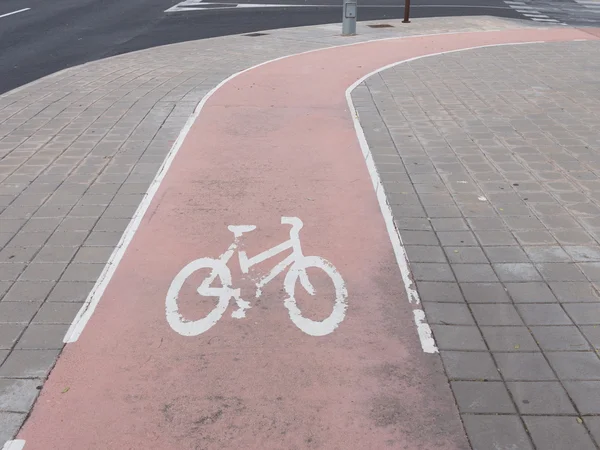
63,28,551,348
2,440,25,450
413,310,436,354
0,8,30,19
166,3,513,12
345,39,546,353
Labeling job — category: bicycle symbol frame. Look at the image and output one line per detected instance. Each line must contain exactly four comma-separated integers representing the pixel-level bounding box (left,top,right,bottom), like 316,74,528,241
166,217,348,337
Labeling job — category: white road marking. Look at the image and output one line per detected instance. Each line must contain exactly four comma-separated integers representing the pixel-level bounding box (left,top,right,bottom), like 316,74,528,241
166,1,513,12
165,0,323,12
575,0,600,6
0,8,30,19
235,2,315,6
413,310,437,354
167,3,325,10
2,440,25,450
346,40,548,353
503,0,573,24
166,217,348,337
387,4,511,8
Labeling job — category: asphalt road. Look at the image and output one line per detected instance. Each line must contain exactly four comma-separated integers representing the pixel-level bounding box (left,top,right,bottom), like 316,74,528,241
0,0,529,94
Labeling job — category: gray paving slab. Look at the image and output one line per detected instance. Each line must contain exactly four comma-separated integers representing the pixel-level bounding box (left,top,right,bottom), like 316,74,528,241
524,416,597,450
462,414,533,450
354,38,600,449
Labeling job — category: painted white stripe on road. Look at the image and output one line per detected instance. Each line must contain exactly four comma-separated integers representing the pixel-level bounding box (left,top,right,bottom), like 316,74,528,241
413,310,437,354
2,440,25,450
346,40,548,353
166,2,513,12
0,8,30,19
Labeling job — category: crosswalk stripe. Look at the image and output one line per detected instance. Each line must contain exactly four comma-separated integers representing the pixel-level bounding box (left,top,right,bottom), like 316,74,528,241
501,0,600,25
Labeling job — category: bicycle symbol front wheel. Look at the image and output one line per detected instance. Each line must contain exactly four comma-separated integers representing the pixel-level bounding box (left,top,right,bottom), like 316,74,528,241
283,256,348,336
166,258,232,336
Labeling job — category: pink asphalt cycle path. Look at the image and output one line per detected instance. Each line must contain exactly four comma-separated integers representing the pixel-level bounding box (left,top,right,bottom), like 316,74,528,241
17,27,597,449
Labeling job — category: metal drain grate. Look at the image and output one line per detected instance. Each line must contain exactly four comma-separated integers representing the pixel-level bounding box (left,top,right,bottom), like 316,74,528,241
244,32,269,37
368,24,394,28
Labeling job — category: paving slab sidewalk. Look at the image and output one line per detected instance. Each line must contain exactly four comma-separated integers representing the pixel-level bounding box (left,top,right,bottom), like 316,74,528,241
354,35,600,449
1,13,599,449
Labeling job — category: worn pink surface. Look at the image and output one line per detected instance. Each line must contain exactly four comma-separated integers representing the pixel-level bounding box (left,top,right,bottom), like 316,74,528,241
19,28,597,449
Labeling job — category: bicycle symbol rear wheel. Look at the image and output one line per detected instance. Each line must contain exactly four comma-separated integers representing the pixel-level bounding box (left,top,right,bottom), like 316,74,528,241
283,256,348,336
166,258,232,336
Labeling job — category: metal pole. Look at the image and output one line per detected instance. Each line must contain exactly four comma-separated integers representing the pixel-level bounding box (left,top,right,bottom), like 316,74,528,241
402,0,410,23
342,0,357,36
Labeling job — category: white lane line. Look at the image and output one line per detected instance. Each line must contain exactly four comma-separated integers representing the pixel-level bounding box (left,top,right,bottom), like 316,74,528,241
346,39,548,353
63,30,550,354
2,440,25,450
0,8,30,19
413,310,436,353
503,2,565,24
166,3,514,11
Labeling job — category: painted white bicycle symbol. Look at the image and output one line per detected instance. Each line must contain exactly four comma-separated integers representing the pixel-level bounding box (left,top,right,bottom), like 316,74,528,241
166,217,348,337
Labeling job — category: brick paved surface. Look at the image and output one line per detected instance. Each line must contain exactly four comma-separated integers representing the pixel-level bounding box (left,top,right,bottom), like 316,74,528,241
0,16,535,443
353,39,600,449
